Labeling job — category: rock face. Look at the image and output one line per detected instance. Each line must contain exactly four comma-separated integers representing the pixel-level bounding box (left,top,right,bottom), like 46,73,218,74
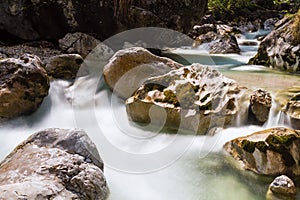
44,54,83,79
0,128,109,199
0,0,117,41
266,175,297,200
103,47,183,98
126,64,246,134
249,10,300,73
0,54,49,118
284,93,300,130
59,32,101,58
248,89,272,124
0,0,208,41
224,127,300,177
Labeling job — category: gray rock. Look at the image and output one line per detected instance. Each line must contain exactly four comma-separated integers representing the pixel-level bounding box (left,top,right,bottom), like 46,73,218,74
59,32,103,58
210,34,241,54
249,89,272,124
284,93,300,130
103,47,183,99
266,175,297,200
126,64,246,134
0,54,49,118
249,12,300,73
44,54,83,79
0,128,109,200
224,127,300,176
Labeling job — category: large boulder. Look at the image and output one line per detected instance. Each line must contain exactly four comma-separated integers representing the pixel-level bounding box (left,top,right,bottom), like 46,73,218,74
126,64,247,134
249,10,300,73
44,54,83,79
0,54,49,118
224,127,300,177
0,128,109,199
103,47,183,99
284,93,300,130
266,175,297,200
248,89,272,124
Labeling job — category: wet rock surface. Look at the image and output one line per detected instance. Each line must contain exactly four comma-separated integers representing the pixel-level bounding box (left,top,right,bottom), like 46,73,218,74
224,127,300,177
249,11,300,73
0,128,109,199
126,64,246,134
284,93,300,130
44,54,83,79
103,47,183,99
248,89,272,124
0,54,49,118
266,175,297,200
209,34,241,54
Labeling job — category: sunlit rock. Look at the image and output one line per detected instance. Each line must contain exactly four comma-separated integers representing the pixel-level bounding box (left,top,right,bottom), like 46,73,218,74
249,10,300,73
0,128,109,199
266,175,297,200
103,47,183,99
284,93,300,130
224,127,300,176
248,89,272,124
0,54,49,118
126,64,247,134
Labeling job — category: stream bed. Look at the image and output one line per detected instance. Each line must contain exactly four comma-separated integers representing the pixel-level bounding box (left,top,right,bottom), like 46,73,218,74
0,32,300,200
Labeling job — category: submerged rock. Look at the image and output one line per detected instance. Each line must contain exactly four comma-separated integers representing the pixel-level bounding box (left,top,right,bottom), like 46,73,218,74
0,54,49,118
103,47,183,99
126,64,246,134
224,127,300,177
266,175,297,200
284,93,300,130
249,10,300,73
0,128,109,199
248,89,272,124
44,54,83,79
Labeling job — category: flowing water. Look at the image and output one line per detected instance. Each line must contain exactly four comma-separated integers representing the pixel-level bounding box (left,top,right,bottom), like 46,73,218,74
0,30,300,199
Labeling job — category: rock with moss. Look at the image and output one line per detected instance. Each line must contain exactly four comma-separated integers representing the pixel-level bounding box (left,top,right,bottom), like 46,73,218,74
126,64,247,134
0,54,49,119
0,128,109,199
284,93,300,130
248,89,272,124
266,175,297,200
224,127,300,176
103,47,183,99
249,10,300,73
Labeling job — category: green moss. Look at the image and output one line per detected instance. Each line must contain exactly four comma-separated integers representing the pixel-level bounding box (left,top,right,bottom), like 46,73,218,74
175,83,198,109
266,134,296,146
255,141,268,153
292,10,300,45
248,47,270,66
241,140,255,153
291,93,300,101
162,90,179,106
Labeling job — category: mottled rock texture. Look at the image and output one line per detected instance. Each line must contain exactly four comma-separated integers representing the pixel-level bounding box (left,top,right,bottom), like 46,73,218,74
126,64,246,134
0,54,49,118
0,128,109,200
224,127,300,177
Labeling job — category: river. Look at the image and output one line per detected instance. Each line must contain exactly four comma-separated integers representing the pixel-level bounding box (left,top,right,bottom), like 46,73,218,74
0,30,299,199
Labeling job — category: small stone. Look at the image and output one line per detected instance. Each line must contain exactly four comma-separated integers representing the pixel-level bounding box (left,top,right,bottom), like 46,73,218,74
266,175,297,200
249,89,272,124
